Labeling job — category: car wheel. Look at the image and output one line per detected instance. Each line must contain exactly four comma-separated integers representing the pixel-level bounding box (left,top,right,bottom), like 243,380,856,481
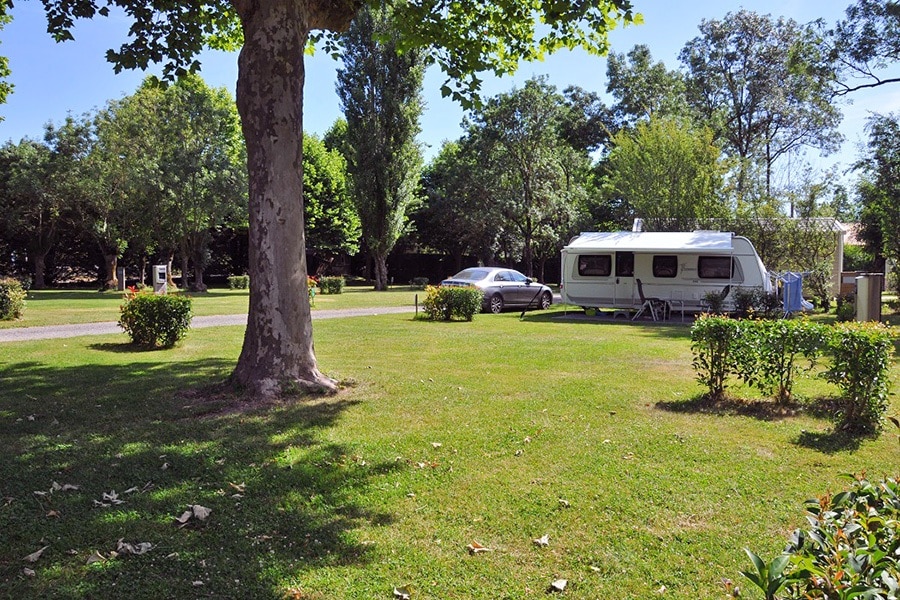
539,291,552,310
489,293,504,314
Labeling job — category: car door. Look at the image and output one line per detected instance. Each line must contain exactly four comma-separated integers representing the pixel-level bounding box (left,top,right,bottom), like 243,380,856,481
506,270,530,304
490,270,514,303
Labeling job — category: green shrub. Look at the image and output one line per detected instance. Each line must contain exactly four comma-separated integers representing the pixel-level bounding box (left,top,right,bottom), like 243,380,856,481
228,275,249,289
421,285,483,321
822,321,895,433
118,291,193,348
835,293,855,322
319,276,345,294
0,277,26,320
733,475,900,600
731,287,760,319
410,277,429,290
735,319,829,404
703,289,729,314
690,315,741,400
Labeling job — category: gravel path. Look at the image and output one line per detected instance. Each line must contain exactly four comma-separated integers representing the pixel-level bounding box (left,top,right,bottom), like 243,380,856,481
0,306,417,343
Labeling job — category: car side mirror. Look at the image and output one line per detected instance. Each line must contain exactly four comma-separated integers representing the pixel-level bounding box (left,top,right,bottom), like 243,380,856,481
525,278,533,284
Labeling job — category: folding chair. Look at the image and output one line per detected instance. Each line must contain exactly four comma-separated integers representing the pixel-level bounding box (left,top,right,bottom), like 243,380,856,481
633,279,667,321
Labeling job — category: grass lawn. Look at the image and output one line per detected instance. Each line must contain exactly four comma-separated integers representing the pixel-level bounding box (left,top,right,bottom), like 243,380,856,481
0,286,422,329
0,308,897,599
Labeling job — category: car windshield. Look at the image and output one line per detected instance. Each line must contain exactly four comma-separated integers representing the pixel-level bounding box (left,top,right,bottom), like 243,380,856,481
451,269,491,281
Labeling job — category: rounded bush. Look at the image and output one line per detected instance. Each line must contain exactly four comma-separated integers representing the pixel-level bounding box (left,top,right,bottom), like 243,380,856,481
0,277,26,320
227,275,249,289
118,290,193,348
319,276,345,294
421,285,483,321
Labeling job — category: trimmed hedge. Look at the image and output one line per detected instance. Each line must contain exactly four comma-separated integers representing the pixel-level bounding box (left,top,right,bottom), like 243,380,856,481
119,290,193,348
690,315,895,433
421,285,483,321
0,277,26,320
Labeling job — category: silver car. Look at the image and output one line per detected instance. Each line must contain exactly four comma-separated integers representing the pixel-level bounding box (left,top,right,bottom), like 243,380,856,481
441,267,553,314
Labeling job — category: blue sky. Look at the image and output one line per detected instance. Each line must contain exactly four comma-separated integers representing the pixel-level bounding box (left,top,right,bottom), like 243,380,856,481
1,1,898,178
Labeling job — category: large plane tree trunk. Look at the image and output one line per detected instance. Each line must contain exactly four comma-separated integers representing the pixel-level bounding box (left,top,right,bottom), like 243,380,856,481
230,0,360,398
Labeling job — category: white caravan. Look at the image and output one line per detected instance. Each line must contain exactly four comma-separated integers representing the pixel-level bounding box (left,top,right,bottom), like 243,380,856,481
560,231,772,314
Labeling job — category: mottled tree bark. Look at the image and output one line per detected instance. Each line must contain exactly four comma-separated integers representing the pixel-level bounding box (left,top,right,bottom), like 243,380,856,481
103,253,118,290
230,0,361,397
31,251,48,289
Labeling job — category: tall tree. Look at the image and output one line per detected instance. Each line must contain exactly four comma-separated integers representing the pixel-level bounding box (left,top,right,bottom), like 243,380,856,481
302,134,360,275
26,0,638,397
337,1,424,291
828,0,900,94
468,77,590,278
606,44,688,128
0,138,56,287
149,75,247,292
416,139,500,269
680,10,842,199
604,116,728,231
855,113,900,285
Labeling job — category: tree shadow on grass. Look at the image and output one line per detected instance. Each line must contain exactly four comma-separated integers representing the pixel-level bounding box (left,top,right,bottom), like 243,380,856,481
0,354,396,599
792,429,864,453
522,309,693,340
657,393,872,453
655,393,807,421
88,341,170,353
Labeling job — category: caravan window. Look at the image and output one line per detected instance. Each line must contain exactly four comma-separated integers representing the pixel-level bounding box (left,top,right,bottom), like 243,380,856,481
578,255,611,277
652,255,678,278
615,252,634,277
698,256,734,279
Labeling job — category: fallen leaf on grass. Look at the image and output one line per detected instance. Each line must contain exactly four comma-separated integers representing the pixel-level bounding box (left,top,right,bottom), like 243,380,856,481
175,505,212,526
94,490,125,508
431,442,442,449
51,482,80,493
558,499,570,508
191,505,211,520
23,546,48,563
229,482,246,493
23,568,35,577
466,542,493,555
533,534,550,548
550,579,567,592
86,551,107,565
393,585,413,599
116,539,153,555
46,510,60,519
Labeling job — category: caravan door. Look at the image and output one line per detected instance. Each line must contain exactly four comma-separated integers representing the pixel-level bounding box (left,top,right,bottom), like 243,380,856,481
615,251,635,307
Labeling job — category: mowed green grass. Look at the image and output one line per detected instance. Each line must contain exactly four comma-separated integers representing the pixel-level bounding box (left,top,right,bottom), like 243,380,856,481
0,286,421,328
0,310,897,599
